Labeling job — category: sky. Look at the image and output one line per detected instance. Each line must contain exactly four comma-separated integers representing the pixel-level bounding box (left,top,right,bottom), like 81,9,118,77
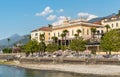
0,0,120,39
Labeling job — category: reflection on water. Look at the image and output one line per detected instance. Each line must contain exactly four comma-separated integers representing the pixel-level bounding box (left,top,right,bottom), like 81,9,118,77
0,65,81,77
0,65,111,77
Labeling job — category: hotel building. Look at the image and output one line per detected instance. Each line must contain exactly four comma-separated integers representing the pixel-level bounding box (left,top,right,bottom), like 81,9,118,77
31,18,103,45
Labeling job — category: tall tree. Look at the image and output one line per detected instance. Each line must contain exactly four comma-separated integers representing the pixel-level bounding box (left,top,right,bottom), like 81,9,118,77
74,34,79,39
38,42,46,53
39,34,45,42
76,29,81,37
24,40,39,56
100,29,120,55
51,36,58,44
39,33,46,53
63,29,69,46
60,33,66,45
46,44,58,52
105,24,110,32
48,24,52,28
70,37,86,52
7,38,11,47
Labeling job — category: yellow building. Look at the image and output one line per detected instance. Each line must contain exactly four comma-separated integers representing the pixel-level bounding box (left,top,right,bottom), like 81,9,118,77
31,18,103,45
31,27,52,44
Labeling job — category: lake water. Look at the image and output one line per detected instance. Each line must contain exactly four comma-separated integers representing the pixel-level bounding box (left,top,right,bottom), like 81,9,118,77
0,65,112,77
0,65,86,77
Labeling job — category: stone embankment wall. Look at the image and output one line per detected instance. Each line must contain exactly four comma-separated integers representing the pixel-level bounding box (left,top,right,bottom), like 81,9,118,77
0,54,16,61
0,54,120,65
20,57,120,65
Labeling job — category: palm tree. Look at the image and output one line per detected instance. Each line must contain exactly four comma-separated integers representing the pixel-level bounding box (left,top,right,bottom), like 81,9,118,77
39,34,46,53
51,36,58,44
60,33,66,45
105,24,110,32
91,28,96,38
76,29,81,37
63,29,69,46
7,38,10,47
39,34,45,42
48,24,52,29
74,34,79,39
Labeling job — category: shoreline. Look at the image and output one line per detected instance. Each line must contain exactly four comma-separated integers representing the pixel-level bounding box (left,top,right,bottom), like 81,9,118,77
1,61,120,77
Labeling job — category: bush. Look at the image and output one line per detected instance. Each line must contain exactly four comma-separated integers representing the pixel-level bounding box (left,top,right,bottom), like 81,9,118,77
70,38,86,52
46,44,59,52
3,48,12,53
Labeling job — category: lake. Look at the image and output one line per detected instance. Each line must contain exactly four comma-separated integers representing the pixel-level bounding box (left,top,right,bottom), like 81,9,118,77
0,65,114,77
0,65,87,77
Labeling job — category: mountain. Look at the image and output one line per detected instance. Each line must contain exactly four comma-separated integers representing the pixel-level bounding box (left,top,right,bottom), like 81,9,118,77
104,13,116,19
0,34,30,48
88,17,103,23
88,13,116,23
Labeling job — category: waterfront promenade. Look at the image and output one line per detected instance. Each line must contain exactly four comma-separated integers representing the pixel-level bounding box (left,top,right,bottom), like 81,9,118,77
1,54,120,76
17,63,120,76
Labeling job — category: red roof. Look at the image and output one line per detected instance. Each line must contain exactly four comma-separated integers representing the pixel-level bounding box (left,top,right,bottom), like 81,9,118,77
32,27,52,32
92,21,102,25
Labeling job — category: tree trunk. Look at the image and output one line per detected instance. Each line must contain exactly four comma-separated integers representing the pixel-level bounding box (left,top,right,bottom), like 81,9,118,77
109,51,111,55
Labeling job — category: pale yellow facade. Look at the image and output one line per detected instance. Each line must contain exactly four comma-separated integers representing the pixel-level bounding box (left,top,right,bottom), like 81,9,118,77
31,28,51,44
31,18,103,44
101,15,120,32
52,22,100,40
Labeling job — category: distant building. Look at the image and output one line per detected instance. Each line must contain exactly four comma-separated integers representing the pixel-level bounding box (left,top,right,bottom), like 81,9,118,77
101,10,120,32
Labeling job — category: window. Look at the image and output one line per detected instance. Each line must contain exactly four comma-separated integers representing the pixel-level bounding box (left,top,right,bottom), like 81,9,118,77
101,30,104,34
87,29,89,35
97,30,100,34
111,24,113,27
82,28,84,35
58,32,60,37
116,23,118,27
48,37,50,40
54,33,56,36
72,30,74,36
68,32,69,36
48,33,50,36
35,33,38,36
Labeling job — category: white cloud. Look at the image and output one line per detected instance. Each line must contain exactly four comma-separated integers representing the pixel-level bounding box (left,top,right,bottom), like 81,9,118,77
52,16,71,26
77,12,98,20
46,15,56,21
35,6,53,16
58,9,64,13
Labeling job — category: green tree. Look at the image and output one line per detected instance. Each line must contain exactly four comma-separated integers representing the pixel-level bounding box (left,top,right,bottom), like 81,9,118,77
46,44,58,52
39,34,45,42
24,40,38,56
3,48,12,53
76,29,81,37
48,24,52,28
38,42,46,52
70,37,86,52
74,34,79,39
60,33,66,45
51,36,58,44
105,24,110,32
7,38,11,47
100,29,120,55
62,29,69,46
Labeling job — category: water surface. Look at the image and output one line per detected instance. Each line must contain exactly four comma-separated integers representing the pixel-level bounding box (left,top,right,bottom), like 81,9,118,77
0,65,114,77
0,65,83,77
